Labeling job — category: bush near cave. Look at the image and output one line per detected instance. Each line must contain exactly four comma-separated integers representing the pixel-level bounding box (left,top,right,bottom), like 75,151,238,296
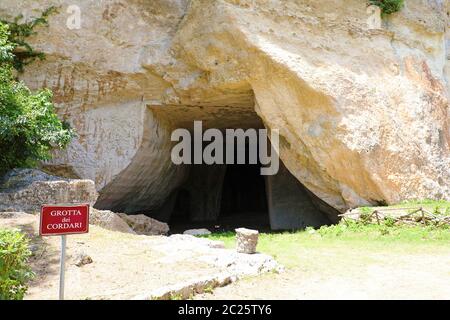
0,17,74,176
0,229,34,300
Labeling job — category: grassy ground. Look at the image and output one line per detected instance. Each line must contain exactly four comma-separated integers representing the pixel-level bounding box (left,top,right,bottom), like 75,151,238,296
204,223,450,268
203,200,450,268
359,199,450,216
198,201,450,299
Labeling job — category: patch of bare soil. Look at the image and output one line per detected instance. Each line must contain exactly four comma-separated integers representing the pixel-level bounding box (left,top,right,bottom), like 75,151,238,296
0,212,275,300
195,250,450,300
2,212,448,300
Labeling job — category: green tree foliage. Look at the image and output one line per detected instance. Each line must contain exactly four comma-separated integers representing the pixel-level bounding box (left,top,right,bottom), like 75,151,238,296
1,7,57,72
0,18,74,175
369,0,405,15
0,229,34,300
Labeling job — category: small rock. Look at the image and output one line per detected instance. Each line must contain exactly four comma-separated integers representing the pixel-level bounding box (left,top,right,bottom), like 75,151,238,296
168,234,225,249
235,228,259,254
29,244,40,254
74,252,93,267
183,228,211,236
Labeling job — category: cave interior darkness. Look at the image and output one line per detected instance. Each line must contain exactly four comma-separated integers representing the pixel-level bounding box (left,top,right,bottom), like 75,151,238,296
169,162,271,233
144,104,336,233
93,103,338,232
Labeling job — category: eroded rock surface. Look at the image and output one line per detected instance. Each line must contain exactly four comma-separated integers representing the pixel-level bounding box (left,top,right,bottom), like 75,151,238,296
170,0,449,210
117,213,170,235
183,228,212,236
235,227,259,254
0,169,97,212
0,213,279,300
0,0,448,217
90,208,135,234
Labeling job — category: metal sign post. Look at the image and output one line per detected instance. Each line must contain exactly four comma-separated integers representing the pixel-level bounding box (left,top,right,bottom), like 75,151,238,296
59,235,67,300
40,204,89,300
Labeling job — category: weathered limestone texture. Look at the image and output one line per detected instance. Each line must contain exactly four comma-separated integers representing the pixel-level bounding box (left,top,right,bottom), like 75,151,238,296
170,0,450,211
90,208,135,234
183,228,212,236
235,227,259,254
0,169,97,212
117,212,170,235
266,162,332,230
0,0,448,219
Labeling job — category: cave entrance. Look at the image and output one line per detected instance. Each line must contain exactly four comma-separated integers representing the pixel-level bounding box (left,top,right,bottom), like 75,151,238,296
219,164,269,230
167,159,335,233
168,158,271,233
101,103,339,232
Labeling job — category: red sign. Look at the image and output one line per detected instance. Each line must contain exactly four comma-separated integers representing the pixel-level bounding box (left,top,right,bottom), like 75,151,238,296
40,204,89,236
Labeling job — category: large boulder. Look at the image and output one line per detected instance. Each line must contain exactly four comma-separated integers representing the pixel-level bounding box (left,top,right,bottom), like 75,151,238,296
117,213,169,235
0,0,448,217
169,0,449,211
90,208,135,234
0,169,98,212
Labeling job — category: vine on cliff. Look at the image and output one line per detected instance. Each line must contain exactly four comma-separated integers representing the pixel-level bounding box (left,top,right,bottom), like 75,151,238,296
0,8,74,176
369,0,404,15
0,6,57,72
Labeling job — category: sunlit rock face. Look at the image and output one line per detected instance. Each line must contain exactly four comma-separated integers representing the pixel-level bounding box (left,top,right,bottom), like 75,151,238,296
1,0,448,217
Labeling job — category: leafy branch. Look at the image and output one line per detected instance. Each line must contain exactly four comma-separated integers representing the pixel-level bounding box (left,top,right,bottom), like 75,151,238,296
0,9,75,176
369,0,405,16
0,6,58,72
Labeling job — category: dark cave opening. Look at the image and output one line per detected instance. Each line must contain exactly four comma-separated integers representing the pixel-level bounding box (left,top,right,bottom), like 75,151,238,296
168,162,270,233
169,188,191,225
218,164,270,230
96,105,339,231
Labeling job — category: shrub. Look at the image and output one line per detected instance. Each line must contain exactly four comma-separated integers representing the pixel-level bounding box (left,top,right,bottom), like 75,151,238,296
383,216,396,227
1,7,57,72
0,21,74,175
369,0,404,15
0,229,34,300
359,207,373,223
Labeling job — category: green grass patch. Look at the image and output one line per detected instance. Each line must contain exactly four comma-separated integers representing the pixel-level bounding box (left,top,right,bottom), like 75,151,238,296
0,228,35,300
202,219,450,269
369,0,404,15
359,199,450,216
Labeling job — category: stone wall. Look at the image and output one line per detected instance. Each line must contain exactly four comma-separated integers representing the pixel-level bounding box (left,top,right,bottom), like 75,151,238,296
0,169,97,212
266,162,332,230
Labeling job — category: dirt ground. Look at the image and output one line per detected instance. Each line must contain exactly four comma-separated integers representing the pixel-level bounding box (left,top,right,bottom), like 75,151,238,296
0,212,272,300
1,212,449,300
196,247,450,300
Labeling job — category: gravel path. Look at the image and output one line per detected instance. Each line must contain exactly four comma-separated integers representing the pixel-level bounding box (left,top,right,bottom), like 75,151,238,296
0,212,277,300
196,248,450,299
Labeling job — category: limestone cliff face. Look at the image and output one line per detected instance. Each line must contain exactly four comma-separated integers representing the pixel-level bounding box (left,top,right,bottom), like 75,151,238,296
1,0,448,214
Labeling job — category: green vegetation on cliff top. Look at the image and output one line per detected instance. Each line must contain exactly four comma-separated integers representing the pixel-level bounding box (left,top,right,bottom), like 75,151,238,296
0,9,74,176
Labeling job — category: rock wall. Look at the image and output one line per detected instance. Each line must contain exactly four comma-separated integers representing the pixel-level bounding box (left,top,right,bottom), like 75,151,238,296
0,169,98,212
94,109,188,213
170,0,449,211
266,162,333,230
0,0,448,217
